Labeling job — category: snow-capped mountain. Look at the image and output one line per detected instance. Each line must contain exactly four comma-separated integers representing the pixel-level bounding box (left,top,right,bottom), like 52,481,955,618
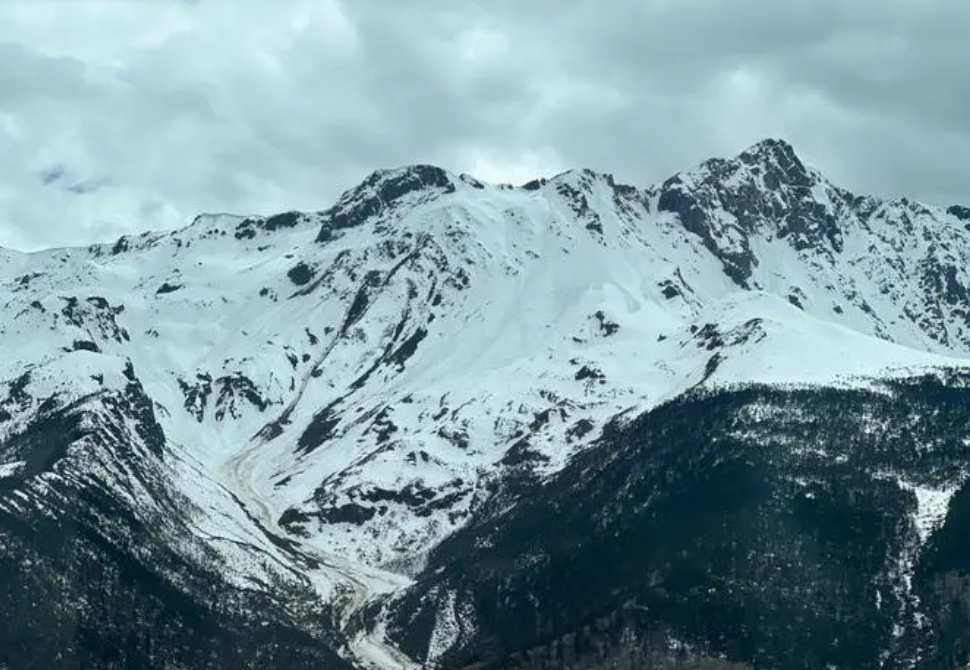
3,139,970,669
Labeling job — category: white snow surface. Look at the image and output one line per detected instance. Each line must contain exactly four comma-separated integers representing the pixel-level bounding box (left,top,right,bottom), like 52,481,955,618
900,479,960,544
0,461,25,478
3,151,970,666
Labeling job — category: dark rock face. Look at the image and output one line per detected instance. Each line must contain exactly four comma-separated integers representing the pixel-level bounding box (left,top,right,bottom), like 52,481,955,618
947,205,970,222
234,212,307,240
177,371,268,423
296,399,343,456
58,296,130,343
234,218,259,240
287,261,316,286
212,373,269,421
70,339,101,353
520,178,546,191
737,138,812,187
178,372,213,422
383,377,970,670
111,236,130,255
305,478,470,529
593,310,619,336
657,139,845,286
316,165,456,241
155,282,183,295
263,211,303,231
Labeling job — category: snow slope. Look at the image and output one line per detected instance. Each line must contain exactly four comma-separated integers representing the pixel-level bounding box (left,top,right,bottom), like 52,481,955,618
3,140,970,666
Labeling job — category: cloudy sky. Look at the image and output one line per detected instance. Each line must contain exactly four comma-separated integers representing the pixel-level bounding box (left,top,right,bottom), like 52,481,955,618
0,0,967,250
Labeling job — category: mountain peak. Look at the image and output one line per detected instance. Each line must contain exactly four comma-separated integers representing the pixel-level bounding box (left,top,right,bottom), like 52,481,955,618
740,136,798,160
316,164,458,242
657,137,842,286
363,163,455,190
736,137,812,188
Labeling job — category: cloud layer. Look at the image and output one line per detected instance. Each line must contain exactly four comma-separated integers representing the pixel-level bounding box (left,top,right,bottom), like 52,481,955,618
1,0,968,250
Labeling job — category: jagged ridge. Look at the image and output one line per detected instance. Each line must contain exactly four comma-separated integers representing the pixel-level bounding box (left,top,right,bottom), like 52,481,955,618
3,138,970,669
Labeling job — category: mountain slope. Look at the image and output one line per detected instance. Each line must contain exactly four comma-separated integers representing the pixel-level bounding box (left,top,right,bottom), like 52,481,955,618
2,139,970,668
382,376,970,670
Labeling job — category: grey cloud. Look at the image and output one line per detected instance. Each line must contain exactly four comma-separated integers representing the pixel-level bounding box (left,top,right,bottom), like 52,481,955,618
41,166,65,186
1,0,969,250
0,43,91,104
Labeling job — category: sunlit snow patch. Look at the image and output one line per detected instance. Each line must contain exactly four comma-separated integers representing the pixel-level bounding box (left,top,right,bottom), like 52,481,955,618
0,461,25,478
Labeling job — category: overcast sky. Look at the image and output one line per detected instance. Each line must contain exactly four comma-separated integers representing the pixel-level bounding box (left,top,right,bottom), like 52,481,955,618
1,0,968,251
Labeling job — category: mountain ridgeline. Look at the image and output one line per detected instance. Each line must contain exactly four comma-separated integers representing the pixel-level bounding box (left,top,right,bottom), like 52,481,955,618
2,139,970,669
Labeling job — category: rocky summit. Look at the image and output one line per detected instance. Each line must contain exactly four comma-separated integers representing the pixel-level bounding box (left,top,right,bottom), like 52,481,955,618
4,139,970,669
